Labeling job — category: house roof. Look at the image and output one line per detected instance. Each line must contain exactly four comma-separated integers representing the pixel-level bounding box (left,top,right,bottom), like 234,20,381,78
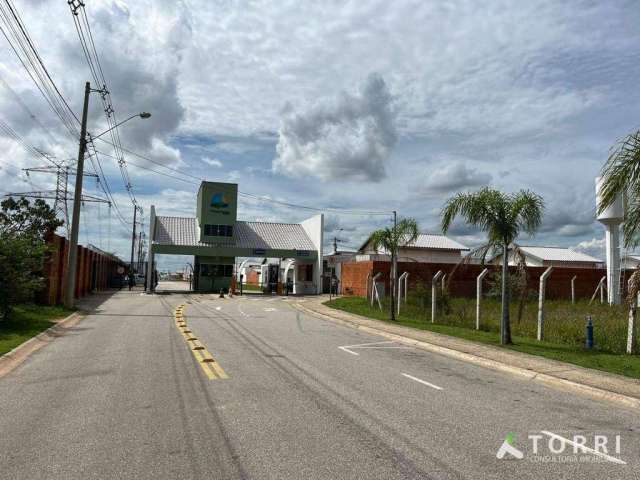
154,216,316,251
359,233,469,252
517,246,602,263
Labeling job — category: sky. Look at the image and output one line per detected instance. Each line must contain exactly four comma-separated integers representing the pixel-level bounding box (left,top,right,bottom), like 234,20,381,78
1,0,639,270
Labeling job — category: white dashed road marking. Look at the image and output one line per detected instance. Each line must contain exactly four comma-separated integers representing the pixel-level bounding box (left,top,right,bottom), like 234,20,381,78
402,373,443,391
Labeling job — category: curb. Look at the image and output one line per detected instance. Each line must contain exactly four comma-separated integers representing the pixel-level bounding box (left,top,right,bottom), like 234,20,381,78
292,302,640,411
0,310,84,378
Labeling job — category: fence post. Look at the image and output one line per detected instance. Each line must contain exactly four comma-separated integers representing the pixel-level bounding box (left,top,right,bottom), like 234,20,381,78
589,276,606,305
432,270,443,323
476,268,489,330
397,272,409,316
628,307,638,355
370,272,382,307
571,275,577,304
404,272,409,303
537,266,553,341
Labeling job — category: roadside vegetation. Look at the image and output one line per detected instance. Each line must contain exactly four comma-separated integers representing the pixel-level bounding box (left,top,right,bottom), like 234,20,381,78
0,197,70,355
441,187,545,345
0,304,72,356
0,197,62,321
367,218,419,322
325,295,640,379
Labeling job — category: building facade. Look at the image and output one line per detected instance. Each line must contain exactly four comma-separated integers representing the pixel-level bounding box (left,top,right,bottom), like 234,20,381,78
357,233,469,264
147,181,324,294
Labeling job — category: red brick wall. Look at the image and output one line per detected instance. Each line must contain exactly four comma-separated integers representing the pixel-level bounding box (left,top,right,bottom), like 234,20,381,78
341,260,615,301
40,234,126,305
245,269,260,285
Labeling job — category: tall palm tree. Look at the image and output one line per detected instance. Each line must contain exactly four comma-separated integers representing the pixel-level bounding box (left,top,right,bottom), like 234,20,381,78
441,188,544,345
369,218,419,321
598,131,640,247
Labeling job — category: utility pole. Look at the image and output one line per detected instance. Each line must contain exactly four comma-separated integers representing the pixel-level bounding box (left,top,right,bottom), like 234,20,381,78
391,210,397,322
64,82,91,309
137,231,143,272
130,205,138,272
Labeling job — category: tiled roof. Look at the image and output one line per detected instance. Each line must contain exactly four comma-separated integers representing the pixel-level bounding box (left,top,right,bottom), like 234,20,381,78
235,221,316,250
408,234,469,251
155,216,201,246
154,216,316,251
359,233,468,252
519,246,602,263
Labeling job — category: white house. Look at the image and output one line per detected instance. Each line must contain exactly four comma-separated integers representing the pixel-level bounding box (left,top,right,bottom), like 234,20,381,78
357,233,469,264
622,255,640,270
493,245,604,269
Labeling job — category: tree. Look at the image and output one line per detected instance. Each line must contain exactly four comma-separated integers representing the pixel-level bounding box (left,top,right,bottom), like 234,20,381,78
369,218,419,321
441,188,544,344
598,131,640,247
0,197,62,320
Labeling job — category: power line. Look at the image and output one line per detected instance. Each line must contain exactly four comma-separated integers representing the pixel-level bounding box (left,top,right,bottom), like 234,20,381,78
97,140,391,216
0,72,75,161
0,0,79,139
87,142,130,227
68,2,138,209
96,138,204,181
237,191,391,216
0,117,58,166
94,148,201,185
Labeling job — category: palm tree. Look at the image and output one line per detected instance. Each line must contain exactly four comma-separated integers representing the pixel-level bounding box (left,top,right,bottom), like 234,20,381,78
369,218,419,321
598,131,640,247
441,188,544,345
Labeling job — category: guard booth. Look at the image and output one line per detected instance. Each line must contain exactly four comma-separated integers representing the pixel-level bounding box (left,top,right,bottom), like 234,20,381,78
146,181,323,294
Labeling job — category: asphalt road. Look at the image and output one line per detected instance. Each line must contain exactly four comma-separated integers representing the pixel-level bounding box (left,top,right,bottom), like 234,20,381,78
1,291,639,479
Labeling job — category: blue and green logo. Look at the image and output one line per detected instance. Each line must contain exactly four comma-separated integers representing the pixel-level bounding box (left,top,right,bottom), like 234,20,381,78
210,193,229,209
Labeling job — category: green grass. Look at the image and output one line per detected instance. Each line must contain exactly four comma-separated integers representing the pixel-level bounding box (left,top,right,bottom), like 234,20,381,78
325,296,640,379
0,305,72,356
240,284,263,292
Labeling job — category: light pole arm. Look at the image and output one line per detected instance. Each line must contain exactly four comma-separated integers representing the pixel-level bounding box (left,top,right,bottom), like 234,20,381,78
91,112,151,140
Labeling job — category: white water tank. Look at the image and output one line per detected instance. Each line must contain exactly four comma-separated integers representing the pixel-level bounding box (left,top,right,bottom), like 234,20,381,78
595,176,623,305
595,176,624,224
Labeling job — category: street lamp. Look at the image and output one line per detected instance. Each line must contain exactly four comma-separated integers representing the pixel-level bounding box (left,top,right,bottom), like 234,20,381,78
63,81,151,309
91,112,152,140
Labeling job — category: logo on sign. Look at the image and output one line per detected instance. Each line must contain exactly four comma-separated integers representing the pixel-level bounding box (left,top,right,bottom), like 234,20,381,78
210,193,229,209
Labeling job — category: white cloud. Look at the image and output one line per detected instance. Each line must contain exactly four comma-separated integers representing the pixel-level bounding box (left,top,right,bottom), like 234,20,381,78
2,0,640,259
202,157,223,167
572,237,605,259
273,73,397,182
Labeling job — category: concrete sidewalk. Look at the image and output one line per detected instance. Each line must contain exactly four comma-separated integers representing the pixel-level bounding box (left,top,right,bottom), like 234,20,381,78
293,296,640,410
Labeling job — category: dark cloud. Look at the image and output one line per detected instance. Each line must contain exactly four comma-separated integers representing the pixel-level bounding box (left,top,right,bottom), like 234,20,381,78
273,73,396,182
425,163,491,193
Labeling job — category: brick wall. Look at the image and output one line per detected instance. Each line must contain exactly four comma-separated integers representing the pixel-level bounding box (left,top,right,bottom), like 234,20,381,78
341,260,617,301
245,269,260,285
40,234,126,305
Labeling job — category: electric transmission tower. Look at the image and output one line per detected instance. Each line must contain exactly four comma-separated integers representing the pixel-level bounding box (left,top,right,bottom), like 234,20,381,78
5,158,107,237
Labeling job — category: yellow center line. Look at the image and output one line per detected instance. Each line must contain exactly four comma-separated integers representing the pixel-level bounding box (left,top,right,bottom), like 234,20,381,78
173,303,228,381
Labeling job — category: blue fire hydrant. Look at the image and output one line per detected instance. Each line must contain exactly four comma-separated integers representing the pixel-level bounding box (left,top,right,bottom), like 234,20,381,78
586,315,594,349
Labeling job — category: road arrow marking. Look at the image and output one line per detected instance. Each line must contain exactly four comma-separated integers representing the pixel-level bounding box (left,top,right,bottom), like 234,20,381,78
540,431,626,465
337,341,412,356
